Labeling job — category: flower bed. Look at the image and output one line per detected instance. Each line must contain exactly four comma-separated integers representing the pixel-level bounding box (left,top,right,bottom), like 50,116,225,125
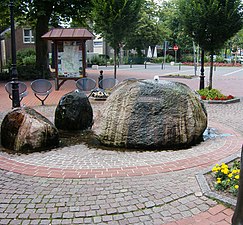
183,62,242,67
196,153,240,207
211,161,240,196
197,88,240,104
91,88,109,100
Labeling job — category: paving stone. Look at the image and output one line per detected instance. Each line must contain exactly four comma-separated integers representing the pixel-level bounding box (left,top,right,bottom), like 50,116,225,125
61,218,72,224
93,216,102,223
51,219,62,224
102,215,113,222
73,218,84,224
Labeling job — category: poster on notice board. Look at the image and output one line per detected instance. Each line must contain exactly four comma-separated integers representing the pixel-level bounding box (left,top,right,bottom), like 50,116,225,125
58,41,82,77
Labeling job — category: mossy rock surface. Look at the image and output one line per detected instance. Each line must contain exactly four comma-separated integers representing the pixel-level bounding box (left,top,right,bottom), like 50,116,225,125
95,79,207,150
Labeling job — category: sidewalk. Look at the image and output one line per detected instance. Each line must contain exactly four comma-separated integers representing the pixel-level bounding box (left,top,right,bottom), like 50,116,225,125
0,66,242,224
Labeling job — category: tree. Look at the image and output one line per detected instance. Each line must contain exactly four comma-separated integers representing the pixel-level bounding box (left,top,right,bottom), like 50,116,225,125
158,0,194,59
91,0,143,78
0,0,92,69
124,0,163,56
179,0,243,89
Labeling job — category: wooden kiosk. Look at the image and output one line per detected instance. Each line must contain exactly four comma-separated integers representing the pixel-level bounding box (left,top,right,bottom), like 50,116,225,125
42,28,94,90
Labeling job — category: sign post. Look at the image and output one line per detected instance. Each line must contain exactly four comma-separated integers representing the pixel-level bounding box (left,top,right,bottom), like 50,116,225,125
173,45,179,63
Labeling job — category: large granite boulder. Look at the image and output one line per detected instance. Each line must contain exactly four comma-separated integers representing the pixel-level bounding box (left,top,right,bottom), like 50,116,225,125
95,79,207,149
55,90,93,130
1,107,59,153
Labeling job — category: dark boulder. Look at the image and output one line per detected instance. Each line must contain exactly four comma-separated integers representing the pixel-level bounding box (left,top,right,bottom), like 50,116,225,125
55,90,93,130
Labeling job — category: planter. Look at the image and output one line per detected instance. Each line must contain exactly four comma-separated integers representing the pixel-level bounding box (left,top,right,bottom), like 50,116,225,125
196,152,239,207
203,98,240,104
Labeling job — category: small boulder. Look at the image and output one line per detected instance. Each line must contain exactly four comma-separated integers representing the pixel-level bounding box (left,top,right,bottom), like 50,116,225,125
55,90,93,130
1,107,59,153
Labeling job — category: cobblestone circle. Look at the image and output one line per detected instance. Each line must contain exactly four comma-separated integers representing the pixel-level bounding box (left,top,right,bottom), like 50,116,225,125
0,99,242,224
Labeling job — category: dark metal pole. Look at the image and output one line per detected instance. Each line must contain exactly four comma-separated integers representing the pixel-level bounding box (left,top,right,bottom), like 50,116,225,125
9,0,20,108
98,70,103,88
232,146,243,225
199,49,205,90
130,60,132,68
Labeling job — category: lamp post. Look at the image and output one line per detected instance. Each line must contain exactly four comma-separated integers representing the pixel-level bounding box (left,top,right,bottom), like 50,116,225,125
199,48,205,90
9,0,20,108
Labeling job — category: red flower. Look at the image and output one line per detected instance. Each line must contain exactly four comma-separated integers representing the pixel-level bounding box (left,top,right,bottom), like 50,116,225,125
227,95,234,99
201,96,206,100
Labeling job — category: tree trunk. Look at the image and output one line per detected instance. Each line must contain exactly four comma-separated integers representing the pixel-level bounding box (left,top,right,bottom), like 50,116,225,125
35,15,50,70
209,54,214,89
114,48,117,79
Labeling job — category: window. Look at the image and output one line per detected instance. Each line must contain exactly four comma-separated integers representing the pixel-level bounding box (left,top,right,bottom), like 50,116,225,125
23,29,34,43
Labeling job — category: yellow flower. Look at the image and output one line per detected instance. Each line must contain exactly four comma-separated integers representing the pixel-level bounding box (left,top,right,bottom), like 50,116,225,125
235,175,240,180
221,163,228,169
217,178,221,184
212,166,218,172
228,173,233,178
232,169,238,174
235,185,239,189
221,168,229,174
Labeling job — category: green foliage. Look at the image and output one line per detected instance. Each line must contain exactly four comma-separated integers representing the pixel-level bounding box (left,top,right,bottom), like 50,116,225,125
180,54,194,63
179,0,243,53
151,57,163,63
124,0,163,55
0,0,92,69
179,0,243,89
215,55,224,63
92,0,142,50
91,0,143,77
0,66,51,81
0,71,10,81
16,48,36,66
197,87,224,99
89,55,107,66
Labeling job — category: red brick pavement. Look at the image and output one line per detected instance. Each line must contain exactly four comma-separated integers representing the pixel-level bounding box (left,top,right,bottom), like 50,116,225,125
0,124,242,179
165,205,234,225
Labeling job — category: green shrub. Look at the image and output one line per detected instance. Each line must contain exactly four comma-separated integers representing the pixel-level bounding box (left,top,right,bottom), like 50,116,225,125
0,66,51,81
151,57,163,63
181,54,194,62
90,55,107,65
16,48,36,66
0,71,10,81
197,87,224,100
22,55,36,65
215,55,224,63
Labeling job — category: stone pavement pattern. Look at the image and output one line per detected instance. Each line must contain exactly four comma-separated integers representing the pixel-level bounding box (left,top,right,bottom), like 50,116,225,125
1,65,243,224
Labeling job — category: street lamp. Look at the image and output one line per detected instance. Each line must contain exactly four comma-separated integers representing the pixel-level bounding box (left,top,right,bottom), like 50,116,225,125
9,0,20,108
199,48,205,90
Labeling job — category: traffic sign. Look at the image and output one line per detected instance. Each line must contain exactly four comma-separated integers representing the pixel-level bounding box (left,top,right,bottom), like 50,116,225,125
173,45,179,51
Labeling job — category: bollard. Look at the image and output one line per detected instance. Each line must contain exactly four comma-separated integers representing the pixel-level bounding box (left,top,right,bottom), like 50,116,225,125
179,62,181,71
214,64,216,71
161,62,164,70
130,60,132,68
144,61,147,69
98,70,103,88
232,145,243,225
